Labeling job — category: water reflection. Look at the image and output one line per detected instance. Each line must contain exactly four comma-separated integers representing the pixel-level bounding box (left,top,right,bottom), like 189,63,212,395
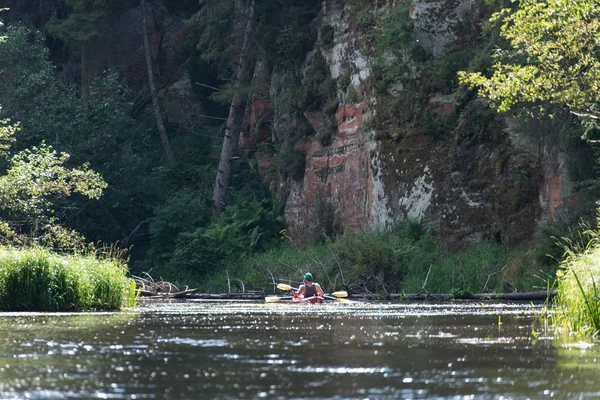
0,302,597,399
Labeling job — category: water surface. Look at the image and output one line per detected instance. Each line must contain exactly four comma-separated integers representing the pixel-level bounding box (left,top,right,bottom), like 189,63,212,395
0,301,599,399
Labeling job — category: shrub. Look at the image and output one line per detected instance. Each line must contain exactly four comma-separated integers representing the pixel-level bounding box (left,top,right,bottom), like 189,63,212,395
552,229,600,337
205,222,522,295
0,247,136,311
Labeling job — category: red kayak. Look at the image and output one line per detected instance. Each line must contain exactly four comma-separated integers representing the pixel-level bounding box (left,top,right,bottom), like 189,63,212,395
292,294,324,304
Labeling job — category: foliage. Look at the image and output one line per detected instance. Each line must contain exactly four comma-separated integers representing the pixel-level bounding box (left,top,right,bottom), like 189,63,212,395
202,222,546,295
459,0,600,124
368,2,425,92
0,117,17,158
0,21,160,255
202,240,333,293
187,0,236,66
189,0,320,76
48,8,104,44
142,195,282,287
3,1,593,297
48,0,131,45
0,246,136,311
206,198,283,255
0,22,113,249
0,24,83,150
0,143,106,247
254,0,320,68
457,0,600,336
552,226,600,337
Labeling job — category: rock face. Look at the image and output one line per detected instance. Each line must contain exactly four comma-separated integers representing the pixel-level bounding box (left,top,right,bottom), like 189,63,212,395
252,0,579,245
81,0,578,246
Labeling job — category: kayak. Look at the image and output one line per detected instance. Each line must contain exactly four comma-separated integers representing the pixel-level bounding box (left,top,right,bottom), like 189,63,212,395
265,284,350,304
292,294,324,304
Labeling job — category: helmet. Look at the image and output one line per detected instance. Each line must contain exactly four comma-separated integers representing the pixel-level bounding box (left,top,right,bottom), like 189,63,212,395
304,272,313,282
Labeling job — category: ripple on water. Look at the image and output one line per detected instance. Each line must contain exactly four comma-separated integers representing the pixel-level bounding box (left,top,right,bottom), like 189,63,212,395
0,301,596,400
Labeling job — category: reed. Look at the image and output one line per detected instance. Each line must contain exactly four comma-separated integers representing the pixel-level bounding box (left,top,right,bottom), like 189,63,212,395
552,237,600,337
0,246,137,311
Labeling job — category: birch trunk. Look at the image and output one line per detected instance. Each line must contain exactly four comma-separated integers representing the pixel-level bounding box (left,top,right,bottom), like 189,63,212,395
141,0,176,165
211,0,256,216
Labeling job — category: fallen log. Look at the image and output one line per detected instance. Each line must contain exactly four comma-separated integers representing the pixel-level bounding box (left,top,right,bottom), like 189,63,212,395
135,285,557,302
471,290,556,301
184,292,266,300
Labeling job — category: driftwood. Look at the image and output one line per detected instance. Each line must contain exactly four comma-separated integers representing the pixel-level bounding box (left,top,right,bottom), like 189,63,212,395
134,274,199,299
185,293,266,300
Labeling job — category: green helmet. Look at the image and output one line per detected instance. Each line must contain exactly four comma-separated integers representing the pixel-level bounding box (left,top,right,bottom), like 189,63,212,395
304,272,313,282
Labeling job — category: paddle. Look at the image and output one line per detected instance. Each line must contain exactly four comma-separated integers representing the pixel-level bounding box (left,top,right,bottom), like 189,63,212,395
265,296,293,303
276,283,349,299
276,283,296,291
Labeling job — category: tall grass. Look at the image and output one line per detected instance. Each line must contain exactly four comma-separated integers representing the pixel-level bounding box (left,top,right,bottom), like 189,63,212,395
202,223,546,295
0,247,137,311
552,230,600,337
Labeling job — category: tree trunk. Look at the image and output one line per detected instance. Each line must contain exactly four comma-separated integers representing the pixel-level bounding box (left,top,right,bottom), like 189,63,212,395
211,0,256,216
80,43,88,101
141,0,176,166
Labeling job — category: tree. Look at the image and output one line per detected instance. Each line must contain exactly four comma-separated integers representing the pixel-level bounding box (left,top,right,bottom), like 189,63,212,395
0,16,107,248
0,142,107,248
211,0,256,216
48,0,107,99
0,24,82,150
459,0,600,121
141,0,176,165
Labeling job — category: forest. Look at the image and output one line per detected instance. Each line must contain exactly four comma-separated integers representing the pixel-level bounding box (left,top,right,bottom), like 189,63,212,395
0,0,600,329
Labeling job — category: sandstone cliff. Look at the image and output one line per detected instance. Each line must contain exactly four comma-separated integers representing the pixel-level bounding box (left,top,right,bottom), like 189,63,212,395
35,0,579,247
238,0,581,246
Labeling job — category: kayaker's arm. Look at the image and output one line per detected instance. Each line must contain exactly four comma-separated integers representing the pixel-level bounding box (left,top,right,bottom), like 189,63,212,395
314,283,324,297
296,285,306,296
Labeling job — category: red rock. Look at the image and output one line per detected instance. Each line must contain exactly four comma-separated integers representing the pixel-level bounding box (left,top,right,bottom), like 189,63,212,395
548,174,563,217
258,157,274,172
428,94,455,116
336,107,345,125
344,104,357,119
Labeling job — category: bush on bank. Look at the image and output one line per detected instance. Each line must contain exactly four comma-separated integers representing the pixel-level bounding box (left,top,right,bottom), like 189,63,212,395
0,247,137,311
553,232,600,337
200,223,552,295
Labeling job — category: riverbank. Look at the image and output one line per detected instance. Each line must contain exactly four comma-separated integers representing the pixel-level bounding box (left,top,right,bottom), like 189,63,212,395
0,247,137,311
182,225,560,296
136,289,556,302
552,229,600,336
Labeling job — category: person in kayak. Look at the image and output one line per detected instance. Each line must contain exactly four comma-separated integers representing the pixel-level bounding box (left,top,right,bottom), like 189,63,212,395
296,272,324,298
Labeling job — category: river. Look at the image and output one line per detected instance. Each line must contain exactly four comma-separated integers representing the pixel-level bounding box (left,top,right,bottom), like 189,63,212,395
0,300,598,399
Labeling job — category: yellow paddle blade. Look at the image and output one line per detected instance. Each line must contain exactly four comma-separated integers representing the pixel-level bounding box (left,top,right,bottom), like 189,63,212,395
331,291,348,298
337,298,352,304
265,296,283,303
277,283,293,291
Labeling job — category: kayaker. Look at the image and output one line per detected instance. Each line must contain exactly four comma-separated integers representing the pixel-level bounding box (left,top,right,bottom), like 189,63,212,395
296,272,324,298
